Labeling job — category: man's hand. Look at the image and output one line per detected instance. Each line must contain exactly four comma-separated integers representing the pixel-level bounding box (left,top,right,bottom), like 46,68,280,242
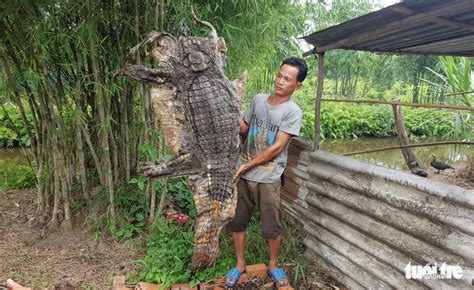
235,163,250,181
235,130,293,182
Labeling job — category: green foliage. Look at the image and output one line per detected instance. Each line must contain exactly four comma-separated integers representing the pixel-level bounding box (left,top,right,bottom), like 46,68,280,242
0,103,32,147
435,56,472,106
404,108,457,138
113,182,150,239
85,182,150,240
136,218,196,288
296,102,464,139
0,127,16,147
0,160,36,191
167,177,196,218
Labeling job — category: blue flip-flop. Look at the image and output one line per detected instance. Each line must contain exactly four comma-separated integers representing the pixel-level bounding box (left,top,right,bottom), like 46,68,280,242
268,267,289,287
225,267,244,287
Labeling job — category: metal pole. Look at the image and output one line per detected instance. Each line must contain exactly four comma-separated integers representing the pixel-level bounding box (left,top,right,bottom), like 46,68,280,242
314,52,325,150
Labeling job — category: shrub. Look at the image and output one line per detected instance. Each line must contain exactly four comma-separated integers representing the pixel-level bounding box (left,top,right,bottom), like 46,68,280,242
0,161,36,191
298,102,463,139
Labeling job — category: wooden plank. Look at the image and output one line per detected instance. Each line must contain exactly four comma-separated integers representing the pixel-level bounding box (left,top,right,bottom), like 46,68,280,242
322,98,474,111
392,102,419,170
315,1,473,53
314,53,325,150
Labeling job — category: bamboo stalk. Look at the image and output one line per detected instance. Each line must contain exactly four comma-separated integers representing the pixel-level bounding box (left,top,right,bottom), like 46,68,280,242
124,88,131,181
74,52,88,198
40,61,72,229
79,119,105,185
145,177,151,208
314,53,325,149
87,0,115,222
149,179,156,223
109,129,119,184
157,178,167,217
50,131,61,228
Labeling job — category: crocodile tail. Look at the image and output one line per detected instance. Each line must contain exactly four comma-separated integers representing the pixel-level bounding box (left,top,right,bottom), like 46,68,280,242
189,176,237,270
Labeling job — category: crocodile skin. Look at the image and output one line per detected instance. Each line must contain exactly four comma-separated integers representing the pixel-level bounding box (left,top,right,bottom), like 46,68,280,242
117,15,247,269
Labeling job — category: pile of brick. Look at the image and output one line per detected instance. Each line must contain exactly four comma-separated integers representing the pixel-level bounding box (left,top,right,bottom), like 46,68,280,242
113,264,294,290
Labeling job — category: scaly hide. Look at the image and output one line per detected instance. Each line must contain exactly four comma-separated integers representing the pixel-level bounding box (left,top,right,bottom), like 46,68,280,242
117,15,247,270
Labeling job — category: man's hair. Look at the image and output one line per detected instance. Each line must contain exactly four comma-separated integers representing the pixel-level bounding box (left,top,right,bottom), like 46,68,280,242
281,57,308,82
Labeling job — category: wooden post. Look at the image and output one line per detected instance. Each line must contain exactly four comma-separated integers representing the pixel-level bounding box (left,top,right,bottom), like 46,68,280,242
392,100,418,169
314,52,325,150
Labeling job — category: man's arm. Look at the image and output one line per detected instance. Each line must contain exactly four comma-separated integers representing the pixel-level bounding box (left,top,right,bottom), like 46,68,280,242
240,117,249,137
235,130,292,180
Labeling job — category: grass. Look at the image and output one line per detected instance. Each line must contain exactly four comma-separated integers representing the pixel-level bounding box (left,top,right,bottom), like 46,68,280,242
133,211,314,288
0,160,36,192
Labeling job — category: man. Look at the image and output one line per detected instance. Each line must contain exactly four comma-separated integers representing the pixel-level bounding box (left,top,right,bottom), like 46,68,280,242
225,57,307,287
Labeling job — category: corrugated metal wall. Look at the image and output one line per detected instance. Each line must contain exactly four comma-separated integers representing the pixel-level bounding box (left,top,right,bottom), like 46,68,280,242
282,138,474,289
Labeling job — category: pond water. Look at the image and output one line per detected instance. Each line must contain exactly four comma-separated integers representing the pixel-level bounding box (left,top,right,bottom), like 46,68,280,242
0,137,472,170
320,137,472,170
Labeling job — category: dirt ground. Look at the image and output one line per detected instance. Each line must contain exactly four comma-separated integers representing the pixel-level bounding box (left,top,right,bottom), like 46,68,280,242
421,161,474,189
0,189,140,289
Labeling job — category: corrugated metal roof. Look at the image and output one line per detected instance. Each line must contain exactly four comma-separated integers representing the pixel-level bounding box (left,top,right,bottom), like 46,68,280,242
302,0,474,56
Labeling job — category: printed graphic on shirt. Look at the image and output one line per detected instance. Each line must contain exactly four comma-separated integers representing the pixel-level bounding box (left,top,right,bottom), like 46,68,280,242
242,113,279,172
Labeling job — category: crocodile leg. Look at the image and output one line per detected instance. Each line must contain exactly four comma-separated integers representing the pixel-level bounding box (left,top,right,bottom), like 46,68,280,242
142,152,202,178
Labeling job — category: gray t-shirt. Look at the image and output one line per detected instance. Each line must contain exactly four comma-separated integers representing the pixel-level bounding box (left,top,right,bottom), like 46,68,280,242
240,93,302,183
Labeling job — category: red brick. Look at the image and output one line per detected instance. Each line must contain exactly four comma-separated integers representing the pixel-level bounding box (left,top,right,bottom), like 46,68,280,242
262,282,275,289
135,282,162,290
198,282,213,290
171,283,198,290
113,276,126,289
212,277,226,287
245,263,268,278
239,273,249,283
201,276,227,290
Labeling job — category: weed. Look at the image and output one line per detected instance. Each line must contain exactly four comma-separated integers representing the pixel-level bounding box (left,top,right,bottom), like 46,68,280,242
167,177,196,218
0,160,36,191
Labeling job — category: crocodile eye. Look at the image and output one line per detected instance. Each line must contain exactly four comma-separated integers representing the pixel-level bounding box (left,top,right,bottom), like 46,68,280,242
183,51,210,72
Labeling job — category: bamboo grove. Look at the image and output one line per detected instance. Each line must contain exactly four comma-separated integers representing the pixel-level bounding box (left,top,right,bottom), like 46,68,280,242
0,0,304,229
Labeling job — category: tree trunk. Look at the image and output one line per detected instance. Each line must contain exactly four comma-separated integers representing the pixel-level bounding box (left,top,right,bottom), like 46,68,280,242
392,101,419,170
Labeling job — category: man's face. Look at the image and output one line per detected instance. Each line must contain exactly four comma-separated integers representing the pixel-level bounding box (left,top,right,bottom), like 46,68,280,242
274,64,302,98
